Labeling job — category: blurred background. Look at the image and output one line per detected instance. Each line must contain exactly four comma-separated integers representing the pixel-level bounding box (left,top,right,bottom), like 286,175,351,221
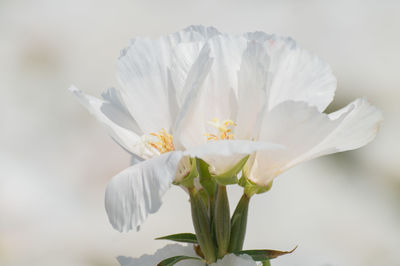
1,0,399,265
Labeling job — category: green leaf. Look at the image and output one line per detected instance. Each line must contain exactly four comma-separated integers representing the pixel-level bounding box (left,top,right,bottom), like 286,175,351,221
155,233,198,244
157,255,202,266
234,246,297,261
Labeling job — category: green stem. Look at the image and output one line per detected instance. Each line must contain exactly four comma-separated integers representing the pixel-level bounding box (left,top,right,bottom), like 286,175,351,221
214,185,230,258
228,192,250,252
262,260,271,266
189,187,217,263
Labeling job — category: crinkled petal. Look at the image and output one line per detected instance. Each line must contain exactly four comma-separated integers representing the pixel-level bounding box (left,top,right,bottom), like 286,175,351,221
105,151,183,232
185,140,284,176
117,26,219,133
69,86,143,156
295,98,383,163
245,32,336,112
246,99,382,186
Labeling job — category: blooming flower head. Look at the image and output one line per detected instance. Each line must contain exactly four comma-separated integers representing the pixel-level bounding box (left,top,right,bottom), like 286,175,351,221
163,27,382,190
70,25,382,234
70,26,282,232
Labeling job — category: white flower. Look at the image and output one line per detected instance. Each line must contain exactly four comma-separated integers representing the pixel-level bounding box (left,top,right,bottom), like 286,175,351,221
117,244,260,266
171,30,383,187
71,25,382,232
70,26,282,232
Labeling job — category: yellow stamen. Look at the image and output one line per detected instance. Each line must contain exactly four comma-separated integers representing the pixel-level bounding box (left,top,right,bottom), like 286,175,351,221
148,128,175,153
205,118,237,140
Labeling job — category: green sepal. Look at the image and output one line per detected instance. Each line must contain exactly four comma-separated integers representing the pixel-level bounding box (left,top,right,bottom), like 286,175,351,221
196,158,217,196
173,158,198,188
155,233,198,244
216,155,250,179
189,187,217,263
233,246,297,261
157,255,202,266
198,189,209,210
238,175,272,198
228,193,250,252
214,175,238,185
214,185,230,258
213,155,250,185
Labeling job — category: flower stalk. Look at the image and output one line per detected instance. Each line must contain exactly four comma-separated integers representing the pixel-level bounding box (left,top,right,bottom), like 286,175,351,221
262,260,271,266
228,192,251,252
214,184,230,258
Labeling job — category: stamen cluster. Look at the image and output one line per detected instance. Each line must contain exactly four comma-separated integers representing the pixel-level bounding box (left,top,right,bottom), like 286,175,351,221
205,118,237,141
148,129,175,153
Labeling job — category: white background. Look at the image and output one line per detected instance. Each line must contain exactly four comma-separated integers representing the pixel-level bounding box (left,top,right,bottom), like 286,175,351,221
1,0,399,265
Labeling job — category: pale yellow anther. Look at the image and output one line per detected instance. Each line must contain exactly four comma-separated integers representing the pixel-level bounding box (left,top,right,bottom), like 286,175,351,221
205,118,237,140
148,128,175,153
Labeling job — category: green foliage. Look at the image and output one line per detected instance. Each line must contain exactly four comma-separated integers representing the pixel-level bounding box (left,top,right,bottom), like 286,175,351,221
168,156,295,265
157,255,202,266
155,233,198,244
234,246,297,261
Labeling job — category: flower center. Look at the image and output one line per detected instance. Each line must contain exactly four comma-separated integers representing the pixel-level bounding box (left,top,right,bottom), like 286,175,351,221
148,128,175,153
205,118,237,140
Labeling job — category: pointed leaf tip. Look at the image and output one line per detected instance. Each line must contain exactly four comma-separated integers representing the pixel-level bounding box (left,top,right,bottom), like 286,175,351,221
234,246,297,261
157,255,202,266
155,233,198,244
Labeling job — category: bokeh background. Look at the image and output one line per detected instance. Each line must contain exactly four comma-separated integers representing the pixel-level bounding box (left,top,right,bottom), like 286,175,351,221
1,0,399,265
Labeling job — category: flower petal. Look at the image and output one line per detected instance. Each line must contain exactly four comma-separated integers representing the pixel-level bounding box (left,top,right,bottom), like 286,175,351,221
185,140,284,176
117,26,219,133
245,32,336,112
294,98,383,163
101,87,143,134
246,99,382,186
172,43,213,141
69,86,142,155
174,34,247,148
235,41,270,139
105,151,183,232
